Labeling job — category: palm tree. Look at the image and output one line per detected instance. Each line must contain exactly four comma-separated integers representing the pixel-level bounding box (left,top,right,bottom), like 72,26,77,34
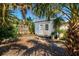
12,3,32,23
57,3,79,55
53,17,65,31
10,4,33,35
33,4,58,20
0,4,15,26
0,3,19,40
26,17,35,34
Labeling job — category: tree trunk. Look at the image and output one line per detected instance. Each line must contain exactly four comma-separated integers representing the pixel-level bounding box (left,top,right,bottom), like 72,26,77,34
2,4,6,26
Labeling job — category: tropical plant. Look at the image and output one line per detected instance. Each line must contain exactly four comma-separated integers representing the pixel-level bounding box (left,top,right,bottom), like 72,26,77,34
12,4,33,35
53,17,65,31
0,4,19,41
33,3,58,20
25,17,35,34
58,4,79,55
12,3,32,23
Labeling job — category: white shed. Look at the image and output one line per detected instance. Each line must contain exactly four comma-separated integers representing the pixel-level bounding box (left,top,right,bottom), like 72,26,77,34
34,20,54,37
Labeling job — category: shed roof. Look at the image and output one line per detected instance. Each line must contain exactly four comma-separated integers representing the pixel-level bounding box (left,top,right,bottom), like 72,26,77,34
34,20,53,23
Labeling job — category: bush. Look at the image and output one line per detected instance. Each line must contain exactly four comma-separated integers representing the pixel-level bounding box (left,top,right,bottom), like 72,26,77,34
51,31,59,39
0,25,18,40
29,22,35,34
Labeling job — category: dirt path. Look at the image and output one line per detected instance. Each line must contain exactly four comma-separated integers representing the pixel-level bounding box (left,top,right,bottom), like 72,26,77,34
0,35,68,56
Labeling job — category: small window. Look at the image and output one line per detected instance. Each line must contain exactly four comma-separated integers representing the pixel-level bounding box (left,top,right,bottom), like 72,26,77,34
45,24,49,30
39,24,43,30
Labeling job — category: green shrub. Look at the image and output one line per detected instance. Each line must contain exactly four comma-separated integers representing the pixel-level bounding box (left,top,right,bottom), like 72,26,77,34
51,31,57,36
0,25,18,40
29,22,35,34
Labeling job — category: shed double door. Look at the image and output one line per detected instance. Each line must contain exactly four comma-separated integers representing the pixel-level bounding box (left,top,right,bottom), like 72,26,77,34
39,24,43,35
39,24,49,36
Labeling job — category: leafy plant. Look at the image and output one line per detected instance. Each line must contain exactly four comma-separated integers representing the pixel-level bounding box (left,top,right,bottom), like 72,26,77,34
0,25,18,40
59,4,79,55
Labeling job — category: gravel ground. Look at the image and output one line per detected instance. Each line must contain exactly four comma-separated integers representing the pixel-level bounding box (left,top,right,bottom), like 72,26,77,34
0,35,68,56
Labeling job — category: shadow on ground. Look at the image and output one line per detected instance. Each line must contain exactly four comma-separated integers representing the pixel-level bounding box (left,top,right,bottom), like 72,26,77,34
0,38,69,56
0,43,28,56
22,40,68,56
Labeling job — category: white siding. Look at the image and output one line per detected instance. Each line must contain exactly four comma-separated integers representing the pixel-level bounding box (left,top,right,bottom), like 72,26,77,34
35,23,39,35
35,20,54,36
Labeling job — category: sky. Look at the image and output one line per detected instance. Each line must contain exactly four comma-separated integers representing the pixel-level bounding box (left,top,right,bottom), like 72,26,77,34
12,6,69,22
12,8,37,20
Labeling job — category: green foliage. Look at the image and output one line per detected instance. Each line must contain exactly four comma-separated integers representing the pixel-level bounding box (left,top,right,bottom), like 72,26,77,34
29,22,35,34
0,25,18,40
59,4,79,55
53,17,64,29
24,17,35,34
27,17,35,34
57,29,66,33
0,4,19,41
58,29,67,40
51,31,57,36
33,4,57,20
